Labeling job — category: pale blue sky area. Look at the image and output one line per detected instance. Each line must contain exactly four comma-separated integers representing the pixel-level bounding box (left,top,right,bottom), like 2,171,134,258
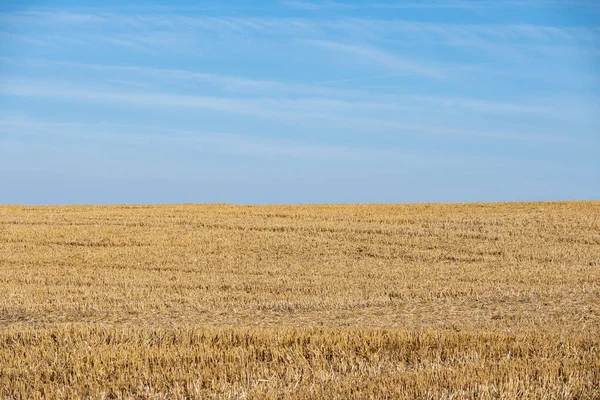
0,0,599,204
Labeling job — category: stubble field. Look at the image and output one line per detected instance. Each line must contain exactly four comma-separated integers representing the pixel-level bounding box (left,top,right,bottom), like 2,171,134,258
1,202,599,399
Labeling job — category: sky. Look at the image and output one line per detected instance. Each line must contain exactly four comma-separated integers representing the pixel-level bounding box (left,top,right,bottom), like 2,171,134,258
0,0,599,204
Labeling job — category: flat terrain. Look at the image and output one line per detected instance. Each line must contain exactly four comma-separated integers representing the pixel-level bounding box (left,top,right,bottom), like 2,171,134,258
1,202,599,399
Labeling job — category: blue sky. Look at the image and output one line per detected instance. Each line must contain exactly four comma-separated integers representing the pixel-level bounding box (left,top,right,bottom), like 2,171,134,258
0,0,599,204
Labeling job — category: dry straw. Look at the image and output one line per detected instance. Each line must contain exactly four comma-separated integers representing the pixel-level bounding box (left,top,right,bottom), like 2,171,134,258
1,202,599,398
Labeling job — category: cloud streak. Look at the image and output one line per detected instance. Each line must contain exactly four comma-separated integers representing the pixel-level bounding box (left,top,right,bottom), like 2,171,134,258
1,57,567,118
282,0,600,10
0,118,385,161
304,39,446,79
3,9,597,85
2,11,597,43
0,79,575,143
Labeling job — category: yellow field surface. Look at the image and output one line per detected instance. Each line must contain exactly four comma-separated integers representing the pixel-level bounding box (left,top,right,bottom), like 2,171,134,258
1,202,599,398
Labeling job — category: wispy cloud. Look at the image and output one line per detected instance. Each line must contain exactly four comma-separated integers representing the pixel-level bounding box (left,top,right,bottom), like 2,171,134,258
3,7,597,84
282,0,600,10
1,1,598,203
0,79,575,143
1,6,596,144
0,61,564,118
281,0,484,10
2,11,597,43
0,118,401,162
304,39,446,79
0,81,281,119
3,10,596,79
0,58,367,98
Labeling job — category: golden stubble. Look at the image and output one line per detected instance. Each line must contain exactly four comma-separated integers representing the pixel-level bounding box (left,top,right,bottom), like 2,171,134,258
1,202,599,398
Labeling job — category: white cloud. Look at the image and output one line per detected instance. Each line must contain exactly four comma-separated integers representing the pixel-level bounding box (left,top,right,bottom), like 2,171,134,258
0,58,539,114
304,39,446,79
0,80,575,143
282,0,600,10
0,118,401,162
0,68,562,117
2,10,596,43
0,81,281,118
2,9,596,80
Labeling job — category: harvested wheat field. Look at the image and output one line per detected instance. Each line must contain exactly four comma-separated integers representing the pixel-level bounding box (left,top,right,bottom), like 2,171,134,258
1,201,599,399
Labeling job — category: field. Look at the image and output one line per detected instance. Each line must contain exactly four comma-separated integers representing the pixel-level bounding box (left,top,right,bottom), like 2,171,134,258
1,202,599,399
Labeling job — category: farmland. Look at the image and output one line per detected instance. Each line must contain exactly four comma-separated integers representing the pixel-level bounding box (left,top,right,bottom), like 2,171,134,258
1,202,599,398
